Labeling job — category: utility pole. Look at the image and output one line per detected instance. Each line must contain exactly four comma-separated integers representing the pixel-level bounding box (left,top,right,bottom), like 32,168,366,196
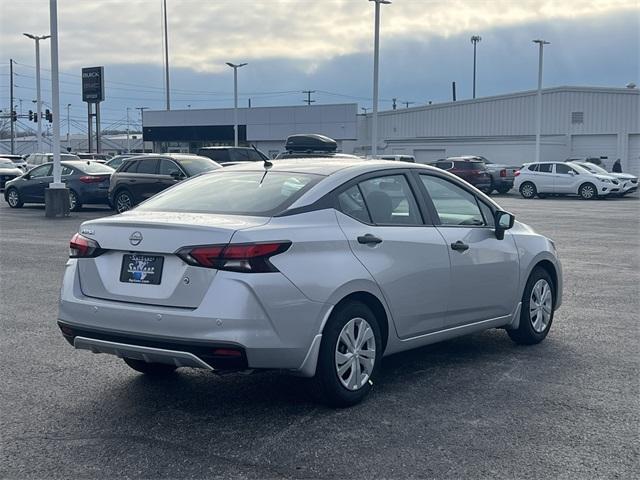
163,0,170,110
471,35,481,99
370,0,391,157
10,59,14,154
302,90,316,106
452,81,457,101
126,107,131,152
533,39,550,164
66,103,71,150
136,106,149,124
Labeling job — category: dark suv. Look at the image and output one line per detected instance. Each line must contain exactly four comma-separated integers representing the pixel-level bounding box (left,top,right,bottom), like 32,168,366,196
109,154,221,213
197,146,268,166
431,158,492,193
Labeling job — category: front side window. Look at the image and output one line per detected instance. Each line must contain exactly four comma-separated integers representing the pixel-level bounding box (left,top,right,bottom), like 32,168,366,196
420,175,485,226
30,164,52,178
136,170,321,216
555,163,577,175
159,159,184,176
136,159,159,174
358,175,422,225
176,156,220,176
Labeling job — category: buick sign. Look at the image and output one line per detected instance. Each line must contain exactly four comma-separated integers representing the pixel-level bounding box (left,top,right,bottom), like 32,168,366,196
82,66,104,103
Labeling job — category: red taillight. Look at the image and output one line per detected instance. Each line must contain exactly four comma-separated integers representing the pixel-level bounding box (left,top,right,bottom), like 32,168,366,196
79,175,108,183
176,241,291,273
212,348,242,357
69,233,104,258
500,169,507,177
514,170,521,177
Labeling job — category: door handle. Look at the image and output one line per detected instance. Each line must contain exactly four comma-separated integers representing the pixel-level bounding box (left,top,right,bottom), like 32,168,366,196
450,240,469,252
358,234,383,245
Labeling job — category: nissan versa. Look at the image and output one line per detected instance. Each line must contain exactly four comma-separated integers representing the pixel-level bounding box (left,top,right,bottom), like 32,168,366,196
58,159,562,407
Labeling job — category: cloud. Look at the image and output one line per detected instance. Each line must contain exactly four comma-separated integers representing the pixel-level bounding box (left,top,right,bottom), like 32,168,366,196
0,0,636,73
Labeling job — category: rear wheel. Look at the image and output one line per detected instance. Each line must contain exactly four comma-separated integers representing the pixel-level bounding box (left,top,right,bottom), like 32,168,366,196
123,358,177,376
508,267,555,345
68,189,82,211
115,189,134,213
314,301,382,407
6,188,23,208
519,182,537,199
579,182,597,200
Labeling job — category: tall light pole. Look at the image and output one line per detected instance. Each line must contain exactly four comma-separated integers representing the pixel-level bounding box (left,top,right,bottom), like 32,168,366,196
226,62,247,147
23,33,50,153
533,39,550,163
126,107,131,153
369,0,391,157
66,103,71,150
163,0,170,110
470,35,481,99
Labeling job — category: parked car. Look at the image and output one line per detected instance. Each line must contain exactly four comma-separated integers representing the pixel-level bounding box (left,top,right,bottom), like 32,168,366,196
0,154,29,171
452,155,518,194
109,154,221,213
565,156,610,171
275,134,361,160
515,161,620,199
197,146,268,166
58,159,562,407
4,161,114,211
570,161,638,196
105,154,140,170
25,153,81,168
378,155,416,163
76,153,111,163
0,158,25,191
430,158,492,193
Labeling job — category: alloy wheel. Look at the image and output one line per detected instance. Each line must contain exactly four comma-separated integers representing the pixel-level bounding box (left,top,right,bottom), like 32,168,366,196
7,190,19,207
335,317,376,391
580,184,595,199
521,183,535,198
529,279,552,333
68,191,77,210
116,192,132,213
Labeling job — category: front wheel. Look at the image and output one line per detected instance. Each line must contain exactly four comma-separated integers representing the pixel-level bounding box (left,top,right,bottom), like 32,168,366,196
123,358,177,376
68,189,82,212
314,301,382,407
6,188,23,208
508,267,555,345
579,182,597,200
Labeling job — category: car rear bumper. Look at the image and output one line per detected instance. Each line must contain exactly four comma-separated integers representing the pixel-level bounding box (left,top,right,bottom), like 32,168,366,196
58,259,330,375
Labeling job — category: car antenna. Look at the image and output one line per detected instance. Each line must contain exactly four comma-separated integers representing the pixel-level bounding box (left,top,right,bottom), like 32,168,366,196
263,158,273,168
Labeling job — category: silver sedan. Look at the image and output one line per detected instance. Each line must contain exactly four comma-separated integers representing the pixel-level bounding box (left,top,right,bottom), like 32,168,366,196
58,159,562,407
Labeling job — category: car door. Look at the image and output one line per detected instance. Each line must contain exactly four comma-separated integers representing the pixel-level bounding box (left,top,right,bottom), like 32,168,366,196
21,164,52,201
335,172,451,338
553,163,580,193
130,157,160,201
157,158,186,191
417,173,519,328
535,163,555,192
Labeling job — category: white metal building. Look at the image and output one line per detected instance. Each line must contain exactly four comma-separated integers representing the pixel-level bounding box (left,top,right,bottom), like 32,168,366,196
138,85,640,174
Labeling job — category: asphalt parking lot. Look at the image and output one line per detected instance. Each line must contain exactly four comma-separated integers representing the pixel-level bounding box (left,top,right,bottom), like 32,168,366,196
1,194,638,479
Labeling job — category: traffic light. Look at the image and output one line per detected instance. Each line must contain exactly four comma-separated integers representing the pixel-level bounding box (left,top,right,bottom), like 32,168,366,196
33,112,38,123
28,110,33,121
10,110,17,122
45,109,52,123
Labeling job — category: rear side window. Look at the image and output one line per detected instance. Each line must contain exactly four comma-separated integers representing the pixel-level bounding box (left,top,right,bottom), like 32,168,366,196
229,149,250,162
61,166,75,176
435,161,453,170
527,164,539,172
538,163,553,173
136,159,158,174
247,150,265,161
358,175,422,225
136,171,322,216
120,160,138,172
337,185,371,223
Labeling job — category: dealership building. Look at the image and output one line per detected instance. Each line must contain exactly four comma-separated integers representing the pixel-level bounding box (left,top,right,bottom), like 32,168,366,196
142,85,640,174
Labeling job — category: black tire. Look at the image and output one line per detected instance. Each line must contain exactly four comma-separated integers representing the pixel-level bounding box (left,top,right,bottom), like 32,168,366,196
123,358,177,376
114,189,134,213
314,301,382,407
508,267,555,345
5,187,23,208
496,185,512,194
519,182,537,199
578,182,597,200
68,189,82,212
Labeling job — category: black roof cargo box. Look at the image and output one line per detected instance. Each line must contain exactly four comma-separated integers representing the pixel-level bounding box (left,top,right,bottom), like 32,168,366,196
285,134,337,153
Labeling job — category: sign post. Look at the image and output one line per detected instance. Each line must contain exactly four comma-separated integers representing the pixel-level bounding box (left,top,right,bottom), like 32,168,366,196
82,66,104,153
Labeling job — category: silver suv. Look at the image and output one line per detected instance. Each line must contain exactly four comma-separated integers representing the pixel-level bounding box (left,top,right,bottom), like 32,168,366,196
58,159,562,406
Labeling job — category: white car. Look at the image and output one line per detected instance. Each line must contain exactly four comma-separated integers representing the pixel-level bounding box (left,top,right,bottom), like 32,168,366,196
570,162,638,196
515,161,621,199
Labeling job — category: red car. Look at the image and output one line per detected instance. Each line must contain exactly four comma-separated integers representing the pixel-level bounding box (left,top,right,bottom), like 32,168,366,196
431,158,492,193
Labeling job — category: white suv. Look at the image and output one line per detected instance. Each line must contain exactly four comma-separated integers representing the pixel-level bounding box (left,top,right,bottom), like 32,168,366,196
515,161,620,200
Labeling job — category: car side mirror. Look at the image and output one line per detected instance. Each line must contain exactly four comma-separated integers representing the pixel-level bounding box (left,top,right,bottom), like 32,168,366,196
568,170,576,176
170,170,184,180
494,210,515,240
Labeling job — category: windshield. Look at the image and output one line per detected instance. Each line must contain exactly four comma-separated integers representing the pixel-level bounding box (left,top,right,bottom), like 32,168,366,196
577,162,607,175
136,170,322,216
176,156,221,176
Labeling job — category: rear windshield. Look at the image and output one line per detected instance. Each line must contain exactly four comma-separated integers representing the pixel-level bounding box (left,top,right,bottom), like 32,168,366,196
71,162,115,173
136,170,322,216
176,156,220,176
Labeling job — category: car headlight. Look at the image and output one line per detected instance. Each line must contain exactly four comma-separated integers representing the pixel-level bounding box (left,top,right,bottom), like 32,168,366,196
599,178,611,183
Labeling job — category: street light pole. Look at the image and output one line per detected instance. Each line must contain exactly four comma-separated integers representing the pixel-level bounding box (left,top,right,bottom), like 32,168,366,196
66,103,71,150
163,0,170,110
23,33,50,152
533,39,550,163
369,0,391,157
470,35,481,99
126,107,131,153
226,62,247,147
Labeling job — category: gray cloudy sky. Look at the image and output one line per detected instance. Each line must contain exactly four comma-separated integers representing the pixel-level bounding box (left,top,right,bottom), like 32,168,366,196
0,0,638,130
